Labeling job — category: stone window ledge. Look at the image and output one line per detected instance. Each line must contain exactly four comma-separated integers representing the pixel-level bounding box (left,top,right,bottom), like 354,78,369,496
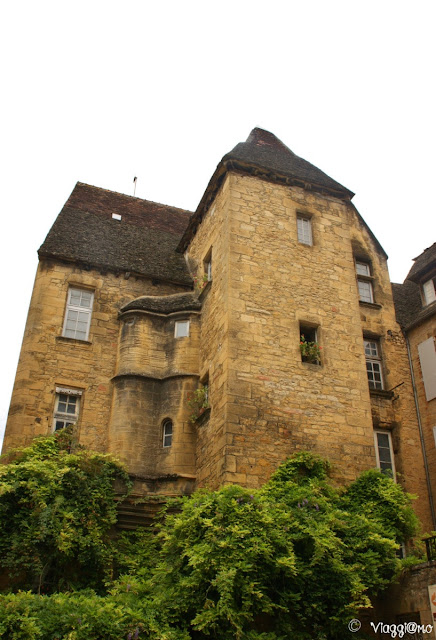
56,336,92,346
369,389,394,399
194,407,211,425
359,301,382,310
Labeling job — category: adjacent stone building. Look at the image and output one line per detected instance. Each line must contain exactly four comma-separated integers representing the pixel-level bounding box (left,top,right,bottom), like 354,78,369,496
393,243,436,527
2,128,435,533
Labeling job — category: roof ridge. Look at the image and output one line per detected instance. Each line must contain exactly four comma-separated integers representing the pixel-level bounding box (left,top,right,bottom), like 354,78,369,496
74,182,192,215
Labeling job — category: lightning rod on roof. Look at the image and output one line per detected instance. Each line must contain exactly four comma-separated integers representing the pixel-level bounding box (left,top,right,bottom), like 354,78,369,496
133,176,137,196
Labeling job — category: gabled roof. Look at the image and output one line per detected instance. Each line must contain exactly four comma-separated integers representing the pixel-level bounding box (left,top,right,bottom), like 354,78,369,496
406,243,436,283
39,183,193,285
178,128,354,251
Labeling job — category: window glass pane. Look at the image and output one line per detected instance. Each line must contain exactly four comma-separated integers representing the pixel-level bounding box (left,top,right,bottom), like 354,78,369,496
364,341,378,357
356,262,370,276
297,216,312,245
377,432,390,448
358,280,373,303
175,321,189,338
63,289,93,340
423,279,436,305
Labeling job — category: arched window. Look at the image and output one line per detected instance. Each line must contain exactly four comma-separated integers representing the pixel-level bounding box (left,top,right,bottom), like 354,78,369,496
162,419,173,448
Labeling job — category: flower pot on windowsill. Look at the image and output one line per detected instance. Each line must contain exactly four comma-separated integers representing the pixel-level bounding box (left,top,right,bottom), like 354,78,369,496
300,339,322,365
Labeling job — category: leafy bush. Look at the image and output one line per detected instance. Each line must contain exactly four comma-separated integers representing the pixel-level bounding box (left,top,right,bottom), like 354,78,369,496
0,447,420,640
0,428,131,594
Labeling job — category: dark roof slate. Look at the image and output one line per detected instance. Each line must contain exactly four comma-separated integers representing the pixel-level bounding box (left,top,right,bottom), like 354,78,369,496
406,243,436,283
39,183,193,285
223,128,354,199
121,292,202,314
392,281,424,329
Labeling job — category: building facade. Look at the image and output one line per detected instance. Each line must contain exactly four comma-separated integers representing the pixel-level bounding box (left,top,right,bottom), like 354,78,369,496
2,128,435,532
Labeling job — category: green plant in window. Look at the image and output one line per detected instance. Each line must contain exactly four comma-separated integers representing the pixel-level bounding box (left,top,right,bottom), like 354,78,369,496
188,385,210,422
192,273,209,292
300,335,322,364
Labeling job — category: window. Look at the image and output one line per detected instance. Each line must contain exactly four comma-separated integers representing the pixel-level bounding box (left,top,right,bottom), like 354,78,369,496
374,430,396,478
364,339,384,390
162,419,173,447
300,324,321,364
356,261,374,303
62,288,94,341
204,249,212,282
423,277,436,305
53,388,82,431
297,215,312,246
175,320,190,338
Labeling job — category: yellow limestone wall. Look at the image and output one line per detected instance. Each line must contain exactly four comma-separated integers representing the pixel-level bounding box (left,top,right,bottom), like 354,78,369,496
187,172,432,530
3,258,186,456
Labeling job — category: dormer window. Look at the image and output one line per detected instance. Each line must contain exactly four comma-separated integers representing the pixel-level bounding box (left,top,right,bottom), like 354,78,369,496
423,277,436,305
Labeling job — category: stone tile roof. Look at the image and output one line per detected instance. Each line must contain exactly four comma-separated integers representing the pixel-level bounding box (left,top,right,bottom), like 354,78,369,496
121,292,202,314
39,183,193,285
223,128,354,199
392,243,436,330
178,127,354,251
406,243,436,283
392,281,424,329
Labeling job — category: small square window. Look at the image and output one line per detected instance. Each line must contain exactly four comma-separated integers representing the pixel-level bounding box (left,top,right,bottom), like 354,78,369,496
175,320,190,338
62,287,94,341
297,215,312,246
364,339,384,390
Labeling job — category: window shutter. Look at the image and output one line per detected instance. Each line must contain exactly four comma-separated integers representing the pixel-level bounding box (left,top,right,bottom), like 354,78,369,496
418,337,436,401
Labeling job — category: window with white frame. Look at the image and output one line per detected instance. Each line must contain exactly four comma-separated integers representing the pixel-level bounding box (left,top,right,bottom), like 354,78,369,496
374,430,396,478
297,215,312,246
423,277,436,305
356,261,374,303
62,288,94,341
53,388,82,431
162,419,173,447
364,339,384,390
175,320,190,338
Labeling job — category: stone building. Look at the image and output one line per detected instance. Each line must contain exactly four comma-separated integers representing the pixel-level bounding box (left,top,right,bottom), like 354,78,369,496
393,243,436,527
2,128,434,533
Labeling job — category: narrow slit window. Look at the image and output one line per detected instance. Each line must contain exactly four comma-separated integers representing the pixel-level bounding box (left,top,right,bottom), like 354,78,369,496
162,419,173,447
356,261,374,304
374,430,395,479
297,215,312,246
364,339,384,390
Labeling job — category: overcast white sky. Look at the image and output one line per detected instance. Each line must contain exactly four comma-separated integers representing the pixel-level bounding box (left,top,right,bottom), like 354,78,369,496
1,0,435,449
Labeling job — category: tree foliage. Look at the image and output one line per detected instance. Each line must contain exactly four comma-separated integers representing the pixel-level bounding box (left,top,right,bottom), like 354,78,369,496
0,444,420,639
0,428,131,594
